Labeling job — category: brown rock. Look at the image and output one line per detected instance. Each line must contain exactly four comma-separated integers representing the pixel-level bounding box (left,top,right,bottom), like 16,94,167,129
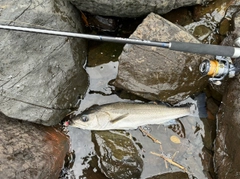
115,13,210,104
213,74,240,178
0,112,69,179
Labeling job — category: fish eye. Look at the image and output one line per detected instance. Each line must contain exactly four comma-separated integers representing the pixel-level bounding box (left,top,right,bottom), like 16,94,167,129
81,115,89,122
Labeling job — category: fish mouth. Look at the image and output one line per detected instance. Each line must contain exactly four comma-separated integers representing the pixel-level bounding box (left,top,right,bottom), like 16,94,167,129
63,121,70,127
63,119,89,128
71,120,89,128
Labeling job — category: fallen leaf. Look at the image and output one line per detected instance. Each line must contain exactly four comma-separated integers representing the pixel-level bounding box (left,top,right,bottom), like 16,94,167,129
170,135,181,144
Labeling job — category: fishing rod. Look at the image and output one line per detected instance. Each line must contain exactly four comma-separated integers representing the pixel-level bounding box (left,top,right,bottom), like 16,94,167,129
0,24,239,84
1,24,240,58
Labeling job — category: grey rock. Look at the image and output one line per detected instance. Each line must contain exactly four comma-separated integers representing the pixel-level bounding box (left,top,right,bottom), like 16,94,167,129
70,0,211,18
0,112,69,179
115,13,209,104
0,0,88,125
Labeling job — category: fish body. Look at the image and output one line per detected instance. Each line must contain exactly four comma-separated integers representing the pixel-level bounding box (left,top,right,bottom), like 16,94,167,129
69,102,192,130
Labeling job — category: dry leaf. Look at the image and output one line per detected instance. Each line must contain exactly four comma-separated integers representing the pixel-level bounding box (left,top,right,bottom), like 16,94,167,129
170,135,181,144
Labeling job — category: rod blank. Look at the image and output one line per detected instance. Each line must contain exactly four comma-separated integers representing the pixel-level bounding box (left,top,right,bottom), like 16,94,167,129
0,24,170,48
0,24,240,58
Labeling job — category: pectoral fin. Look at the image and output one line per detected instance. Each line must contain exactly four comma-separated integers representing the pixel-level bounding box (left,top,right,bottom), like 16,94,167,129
110,113,129,123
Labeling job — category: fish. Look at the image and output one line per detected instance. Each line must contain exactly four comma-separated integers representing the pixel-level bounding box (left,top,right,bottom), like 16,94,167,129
66,102,194,130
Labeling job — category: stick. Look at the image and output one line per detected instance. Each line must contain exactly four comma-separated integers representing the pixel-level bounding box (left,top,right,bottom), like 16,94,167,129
150,151,187,172
139,127,163,151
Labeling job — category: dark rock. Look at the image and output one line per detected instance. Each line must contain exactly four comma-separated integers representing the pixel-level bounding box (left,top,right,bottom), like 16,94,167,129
81,12,120,33
92,131,143,179
210,8,240,96
0,112,69,179
70,0,211,18
206,97,220,116
219,18,230,35
201,147,215,179
0,0,88,125
145,172,189,179
192,0,234,22
213,73,240,179
213,10,240,176
186,0,237,44
212,9,240,179
162,7,194,27
193,25,212,41
115,13,210,104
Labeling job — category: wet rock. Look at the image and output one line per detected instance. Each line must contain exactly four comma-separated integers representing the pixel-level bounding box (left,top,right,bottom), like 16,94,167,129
0,0,88,125
213,11,240,177
81,12,120,33
201,147,215,179
162,7,194,27
70,0,211,18
145,172,189,179
219,18,230,35
115,13,210,104
0,112,69,179
92,131,143,179
193,25,212,41
233,10,240,36
185,0,237,43
213,73,240,179
192,0,234,22
206,97,220,117
210,8,240,96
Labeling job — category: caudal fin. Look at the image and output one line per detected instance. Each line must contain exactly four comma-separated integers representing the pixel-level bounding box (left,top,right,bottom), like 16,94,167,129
175,93,207,118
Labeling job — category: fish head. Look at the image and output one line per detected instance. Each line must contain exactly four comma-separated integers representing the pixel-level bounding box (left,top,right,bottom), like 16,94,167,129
70,113,98,130
69,110,111,130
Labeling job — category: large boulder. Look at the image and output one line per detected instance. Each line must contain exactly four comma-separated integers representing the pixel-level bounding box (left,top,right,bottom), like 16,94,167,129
213,74,240,179
0,112,69,179
115,13,210,104
70,0,212,18
0,0,88,125
214,10,240,179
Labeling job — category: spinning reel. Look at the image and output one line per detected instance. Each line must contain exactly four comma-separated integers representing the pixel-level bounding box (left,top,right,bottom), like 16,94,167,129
199,38,240,85
199,56,236,85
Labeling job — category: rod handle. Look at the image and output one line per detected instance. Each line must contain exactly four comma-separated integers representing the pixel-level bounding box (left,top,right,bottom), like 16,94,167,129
170,41,240,58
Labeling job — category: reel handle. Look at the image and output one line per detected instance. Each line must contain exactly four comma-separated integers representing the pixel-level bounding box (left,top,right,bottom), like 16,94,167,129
170,41,240,58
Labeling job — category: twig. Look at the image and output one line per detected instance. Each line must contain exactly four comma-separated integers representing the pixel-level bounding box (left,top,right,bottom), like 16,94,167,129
150,151,187,172
139,127,163,151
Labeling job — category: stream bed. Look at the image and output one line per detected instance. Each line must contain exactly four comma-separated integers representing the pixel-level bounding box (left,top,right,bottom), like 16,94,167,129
61,48,213,178
59,0,237,177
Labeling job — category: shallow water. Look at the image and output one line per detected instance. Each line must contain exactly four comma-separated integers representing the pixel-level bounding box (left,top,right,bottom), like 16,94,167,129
60,58,212,178
58,1,238,176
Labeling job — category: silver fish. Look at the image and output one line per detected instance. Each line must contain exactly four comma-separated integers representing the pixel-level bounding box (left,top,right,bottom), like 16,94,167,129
68,102,193,130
